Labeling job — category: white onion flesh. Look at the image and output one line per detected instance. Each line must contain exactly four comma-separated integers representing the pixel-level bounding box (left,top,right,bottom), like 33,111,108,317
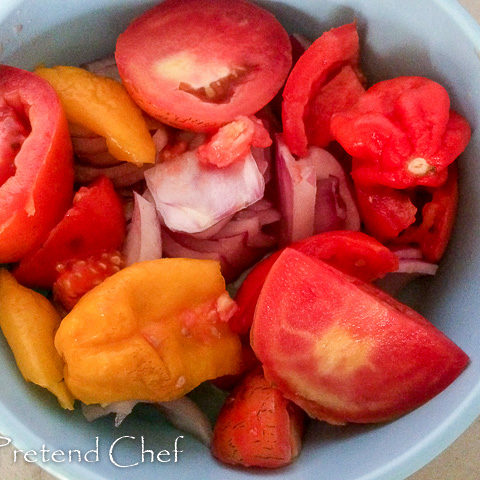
123,192,162,266
145,149,265,233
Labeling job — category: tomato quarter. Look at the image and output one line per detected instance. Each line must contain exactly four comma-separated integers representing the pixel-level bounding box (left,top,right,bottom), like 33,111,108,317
115,0,292,131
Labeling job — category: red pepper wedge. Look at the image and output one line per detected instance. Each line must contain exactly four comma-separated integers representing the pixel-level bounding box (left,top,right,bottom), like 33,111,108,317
14,177,125,287
282,22,361,157
304,64,365,148
355,184,418,241
331,76,471,189
0,65,74,262
229,231,399,335
394,164,458,262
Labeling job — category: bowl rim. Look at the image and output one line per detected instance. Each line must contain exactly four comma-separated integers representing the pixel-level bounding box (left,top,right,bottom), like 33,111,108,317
0,1,480,480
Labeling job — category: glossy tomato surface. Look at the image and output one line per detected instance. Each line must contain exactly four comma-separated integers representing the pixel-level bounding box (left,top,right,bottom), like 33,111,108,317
115,0,292,131
0,65,73,262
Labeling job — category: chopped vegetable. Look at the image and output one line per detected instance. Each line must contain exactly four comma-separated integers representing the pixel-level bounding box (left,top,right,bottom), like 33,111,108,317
395,164,458,262
331,76,471,188
282,22,361,157
145,149,264,233
212,368,304,468
197,116,271,168
14,177,126,287
275,135,360,245
0,65,73,262
123,192,162,266
251,249,469,424
115,0,292,131
55,259,243,404
35,66,156,166
53,251,124,311
0,269,74,409
229,231,399,335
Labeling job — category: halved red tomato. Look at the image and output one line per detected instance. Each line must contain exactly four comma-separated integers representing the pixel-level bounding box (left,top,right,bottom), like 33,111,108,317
115,0,292,132
251,248,469,424
0,65,73,262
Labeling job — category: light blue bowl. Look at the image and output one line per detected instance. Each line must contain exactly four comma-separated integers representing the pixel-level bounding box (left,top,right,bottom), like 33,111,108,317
0,1,479,479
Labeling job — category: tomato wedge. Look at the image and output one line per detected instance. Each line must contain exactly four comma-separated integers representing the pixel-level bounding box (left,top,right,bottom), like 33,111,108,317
0,65,73,262
251,249,469,424
212,368,304,468
116,0,292,132
14,177,125,287
229,231,399,335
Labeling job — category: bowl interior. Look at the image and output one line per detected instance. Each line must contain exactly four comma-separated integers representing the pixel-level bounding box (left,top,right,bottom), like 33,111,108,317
0,1,480,479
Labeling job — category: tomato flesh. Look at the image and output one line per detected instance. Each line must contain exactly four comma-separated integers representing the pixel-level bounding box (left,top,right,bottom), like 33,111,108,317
0,65,74,262
212,368,304,468
251,249,469,424
116,0,292,132
229,231,399,335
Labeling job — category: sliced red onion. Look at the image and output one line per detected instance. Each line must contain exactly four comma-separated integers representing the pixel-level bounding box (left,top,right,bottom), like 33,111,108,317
314,176,345,232
391,247,423,260
187,215,234,240
72,135,108,156
290,33,312,56
152,127,169,155
397,259,438,275
276,135,361,245
162,228,223,263
123,192,162,266
145,149,265,233
81,397,213,446
75,162,150,188
376,258,438,296
276,134,317,244
82,401,139,427
307,146,361,231
155,397,213,446
82,55,121,82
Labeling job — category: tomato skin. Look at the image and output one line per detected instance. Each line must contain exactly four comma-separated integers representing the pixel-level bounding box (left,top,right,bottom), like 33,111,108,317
116,0,292,132
0,65,74,262
229,231,399,334
251,249,469,424
14,177,126,287
211,368,304,468
282,23,361,157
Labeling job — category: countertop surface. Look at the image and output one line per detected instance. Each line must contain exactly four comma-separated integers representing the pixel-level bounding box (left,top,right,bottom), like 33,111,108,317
1,0,480,479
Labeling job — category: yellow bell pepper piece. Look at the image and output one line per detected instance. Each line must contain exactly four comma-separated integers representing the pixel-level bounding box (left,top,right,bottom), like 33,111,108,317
55,259,243,405
0,270,74,410
35,66,156,166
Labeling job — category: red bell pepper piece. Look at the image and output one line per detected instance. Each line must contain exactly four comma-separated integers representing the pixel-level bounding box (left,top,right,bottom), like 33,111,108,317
282,22,361,157
331,76,471,189
355,184,418,241
304,64,365,148
229,231,399,335
0,65,74,262
14,177,126,287
394,164,458,262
